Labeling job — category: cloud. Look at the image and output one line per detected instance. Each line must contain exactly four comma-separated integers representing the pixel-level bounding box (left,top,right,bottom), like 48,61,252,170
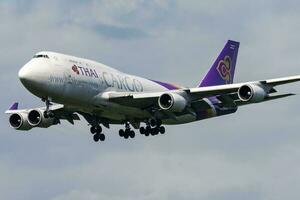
89,23,148,40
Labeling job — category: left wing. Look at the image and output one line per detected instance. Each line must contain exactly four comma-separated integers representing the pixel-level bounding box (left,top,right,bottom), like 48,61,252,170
5,103,80,130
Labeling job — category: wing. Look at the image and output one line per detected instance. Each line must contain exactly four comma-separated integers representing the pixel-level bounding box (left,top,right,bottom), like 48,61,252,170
5,103,80,124
108,75,300,109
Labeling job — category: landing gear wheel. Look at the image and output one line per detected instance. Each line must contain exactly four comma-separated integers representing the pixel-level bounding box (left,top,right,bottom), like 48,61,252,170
150,119,156,127
145,130,150,137
93,133,100,142
48,112,55,118
129,130,135,138
90,126,97,134
146,126,151,133
151,127,159,136
124,133,129,139
159,126,165,134
139,127,145,135
43,111,49,118
124,129,130,139
96,125,102,134
43,110,54,119
119,129,125,137
99,134,105,141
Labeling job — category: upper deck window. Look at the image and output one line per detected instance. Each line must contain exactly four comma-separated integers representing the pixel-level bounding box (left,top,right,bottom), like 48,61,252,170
33,54,49,59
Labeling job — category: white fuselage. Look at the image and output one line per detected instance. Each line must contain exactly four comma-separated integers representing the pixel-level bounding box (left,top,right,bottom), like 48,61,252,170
8,40,300,140
18,51,194,123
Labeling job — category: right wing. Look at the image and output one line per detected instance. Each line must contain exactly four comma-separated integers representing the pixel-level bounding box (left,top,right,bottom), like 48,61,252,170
108,75,300,110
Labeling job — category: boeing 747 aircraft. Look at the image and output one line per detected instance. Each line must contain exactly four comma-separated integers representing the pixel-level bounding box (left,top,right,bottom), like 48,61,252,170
5,40,300,142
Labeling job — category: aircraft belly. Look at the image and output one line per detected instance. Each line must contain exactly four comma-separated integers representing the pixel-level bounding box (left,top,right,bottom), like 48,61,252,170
97,104,151,121
162,114,197,125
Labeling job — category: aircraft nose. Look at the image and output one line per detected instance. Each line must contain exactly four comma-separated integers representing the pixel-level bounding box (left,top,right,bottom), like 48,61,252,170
18,64,34,86
18,61,46,93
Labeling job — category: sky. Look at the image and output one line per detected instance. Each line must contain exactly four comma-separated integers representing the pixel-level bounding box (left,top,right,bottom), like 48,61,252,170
1,0,300,199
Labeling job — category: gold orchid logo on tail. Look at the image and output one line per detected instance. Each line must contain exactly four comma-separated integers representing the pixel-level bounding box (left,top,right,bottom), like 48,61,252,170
216,56,231,84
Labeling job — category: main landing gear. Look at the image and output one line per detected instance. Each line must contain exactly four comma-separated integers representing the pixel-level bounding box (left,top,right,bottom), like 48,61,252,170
90,125,105,142
139,119,165,136
89,119,166,142
119,122,135,139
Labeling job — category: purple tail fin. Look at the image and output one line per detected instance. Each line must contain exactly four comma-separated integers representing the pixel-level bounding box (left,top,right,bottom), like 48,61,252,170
199,40,239,87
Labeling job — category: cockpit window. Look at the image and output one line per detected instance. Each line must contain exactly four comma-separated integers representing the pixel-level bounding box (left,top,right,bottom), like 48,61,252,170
33,54,49,59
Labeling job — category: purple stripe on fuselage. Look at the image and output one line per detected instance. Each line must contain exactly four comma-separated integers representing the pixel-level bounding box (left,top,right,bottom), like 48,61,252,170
150,79,181,90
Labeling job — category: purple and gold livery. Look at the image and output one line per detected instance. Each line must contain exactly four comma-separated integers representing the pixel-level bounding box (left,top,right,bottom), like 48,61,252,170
200,40,239,87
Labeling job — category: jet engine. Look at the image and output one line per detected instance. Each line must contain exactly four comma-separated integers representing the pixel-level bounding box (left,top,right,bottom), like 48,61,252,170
158,93,187,112
238,84,267,103
27,109,58,128
9,112,33,131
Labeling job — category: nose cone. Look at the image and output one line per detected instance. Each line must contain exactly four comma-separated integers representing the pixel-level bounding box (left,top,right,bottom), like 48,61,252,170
18,61,48,97
18,64,32,85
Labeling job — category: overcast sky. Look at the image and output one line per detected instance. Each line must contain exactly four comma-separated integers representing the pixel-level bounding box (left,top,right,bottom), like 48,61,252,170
1,0,300,200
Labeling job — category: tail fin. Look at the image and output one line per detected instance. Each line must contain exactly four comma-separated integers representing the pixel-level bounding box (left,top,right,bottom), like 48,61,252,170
199,40,239,87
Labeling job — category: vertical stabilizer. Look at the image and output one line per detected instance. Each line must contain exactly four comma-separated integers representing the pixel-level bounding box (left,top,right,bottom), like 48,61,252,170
199,40,239,87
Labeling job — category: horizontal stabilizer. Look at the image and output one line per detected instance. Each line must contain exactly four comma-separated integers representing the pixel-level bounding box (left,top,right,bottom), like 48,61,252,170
9,102,18,110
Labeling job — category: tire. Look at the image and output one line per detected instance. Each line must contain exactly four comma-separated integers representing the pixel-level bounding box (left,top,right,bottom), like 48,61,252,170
90,126,96,134
124,134,129,139
49,112,55,118
93,133,100,142
150,119,156,127
146,126,151,132
119,129,125,137
125,129,130,136
96,126,102,133
151,128,159,136
129,130,135,138
159,126,165,134
139,127,145,134
99,134,105,141
43,111,49,118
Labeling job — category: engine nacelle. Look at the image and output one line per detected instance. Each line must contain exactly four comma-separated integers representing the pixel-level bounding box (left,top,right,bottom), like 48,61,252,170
9,112,33,131
27,109,57,128
238,84,267,103
158,93,187,112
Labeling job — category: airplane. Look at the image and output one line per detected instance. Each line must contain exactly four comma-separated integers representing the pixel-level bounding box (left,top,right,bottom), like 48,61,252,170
5,40,300,142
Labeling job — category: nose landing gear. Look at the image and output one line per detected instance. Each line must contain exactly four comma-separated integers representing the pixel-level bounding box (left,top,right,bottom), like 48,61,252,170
42,98,54,118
